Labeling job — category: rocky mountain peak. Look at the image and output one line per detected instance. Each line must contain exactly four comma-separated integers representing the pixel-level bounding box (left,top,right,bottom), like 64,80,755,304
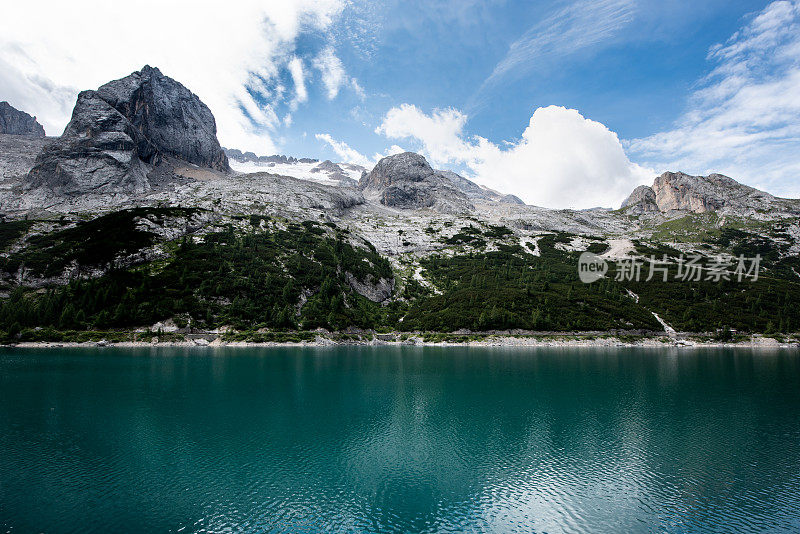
360,152,432,190
0,102,46,138
622,171,796,216
25,66,229,196
360,152,474,213
652,171,765,213
358,152,526,211
95,65,228,171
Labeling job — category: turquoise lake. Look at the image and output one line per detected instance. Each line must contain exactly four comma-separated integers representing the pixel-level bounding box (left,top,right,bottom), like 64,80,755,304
1,346,799,533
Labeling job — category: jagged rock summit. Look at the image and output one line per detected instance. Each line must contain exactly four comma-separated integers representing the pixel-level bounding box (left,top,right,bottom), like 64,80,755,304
359,152,475,213
224,148,318,165
26,65,228,196
622,171,800,216
0,102,45,138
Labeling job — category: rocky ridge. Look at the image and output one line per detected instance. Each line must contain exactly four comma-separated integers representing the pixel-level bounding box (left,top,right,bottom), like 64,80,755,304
438,170,525,205
224,148,362,186
309,160,360,186
1,66,798,254
620,185,659,215
224,148,318,165
0,102,45,138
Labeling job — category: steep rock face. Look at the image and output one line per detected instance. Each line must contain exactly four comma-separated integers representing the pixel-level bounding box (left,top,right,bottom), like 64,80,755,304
652,172,770,213
26,66,228,196
621,171,799,216
0,134,47,182
359,152,474,213
620,185,658,213
96,66,228,170
27,91,154,194
345,272,394,303
0,102,45,137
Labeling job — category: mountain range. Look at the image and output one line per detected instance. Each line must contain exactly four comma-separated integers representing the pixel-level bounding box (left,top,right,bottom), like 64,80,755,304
1,66,799,343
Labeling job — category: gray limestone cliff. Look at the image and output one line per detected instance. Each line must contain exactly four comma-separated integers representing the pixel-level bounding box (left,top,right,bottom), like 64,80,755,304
0,102,45,138
620,184,659,214
26,65,228,196
621,171,800,216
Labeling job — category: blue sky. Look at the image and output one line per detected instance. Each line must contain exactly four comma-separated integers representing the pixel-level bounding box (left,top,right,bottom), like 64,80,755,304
269,0,761,154
1,0,798,208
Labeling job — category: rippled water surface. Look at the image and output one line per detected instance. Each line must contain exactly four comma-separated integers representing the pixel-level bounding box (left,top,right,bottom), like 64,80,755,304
1,346,800,533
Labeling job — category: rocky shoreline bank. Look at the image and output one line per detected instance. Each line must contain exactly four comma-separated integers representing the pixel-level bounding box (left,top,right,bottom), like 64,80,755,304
4,332,799,350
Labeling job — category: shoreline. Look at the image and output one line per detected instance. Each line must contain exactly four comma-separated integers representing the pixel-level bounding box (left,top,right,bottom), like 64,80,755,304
3,333,800,350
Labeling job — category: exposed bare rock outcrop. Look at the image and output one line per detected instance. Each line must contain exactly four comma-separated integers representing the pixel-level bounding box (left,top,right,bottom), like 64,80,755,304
439,170,526,205
158,172,364,217
311,160,359,186
0,134,47,182
359,152,474,213
621,171,800,216
345,272,394,302
620,185,658,214
653,172,772,213
0,102,45,138
500,194,526,205
25,65,228,197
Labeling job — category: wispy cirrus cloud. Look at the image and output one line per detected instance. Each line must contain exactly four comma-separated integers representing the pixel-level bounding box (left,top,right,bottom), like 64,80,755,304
628,0,800,196
313,46,365,100
472,0,636,106
315,132,405,167
287,57,309,110
315,133,373,167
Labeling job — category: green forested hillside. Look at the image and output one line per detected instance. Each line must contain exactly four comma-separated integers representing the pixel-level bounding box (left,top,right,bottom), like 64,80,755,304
1,208,800,342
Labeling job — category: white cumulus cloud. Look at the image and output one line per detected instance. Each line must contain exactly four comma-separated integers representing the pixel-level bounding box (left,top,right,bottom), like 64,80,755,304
376,105,471,163
376,103,652,209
